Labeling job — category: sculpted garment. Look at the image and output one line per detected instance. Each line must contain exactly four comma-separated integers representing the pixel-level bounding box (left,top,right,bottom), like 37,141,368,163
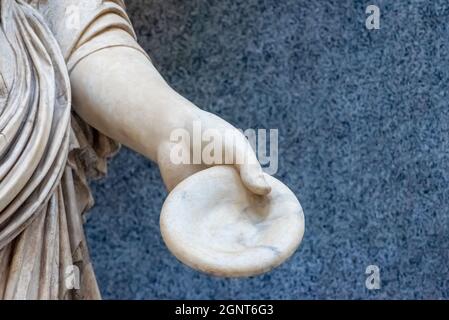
0,0,146,299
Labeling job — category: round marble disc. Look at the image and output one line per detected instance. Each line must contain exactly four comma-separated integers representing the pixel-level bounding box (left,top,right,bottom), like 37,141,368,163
160,165,305,277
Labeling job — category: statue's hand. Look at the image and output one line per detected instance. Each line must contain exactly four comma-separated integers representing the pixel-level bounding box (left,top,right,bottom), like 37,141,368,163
156,109,271,196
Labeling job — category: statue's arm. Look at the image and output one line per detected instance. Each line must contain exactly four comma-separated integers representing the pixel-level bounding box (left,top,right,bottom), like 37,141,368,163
71,44,195,165
70,37,270,195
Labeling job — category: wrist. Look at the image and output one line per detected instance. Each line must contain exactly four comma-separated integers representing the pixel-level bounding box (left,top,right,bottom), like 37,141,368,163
154,102,200,164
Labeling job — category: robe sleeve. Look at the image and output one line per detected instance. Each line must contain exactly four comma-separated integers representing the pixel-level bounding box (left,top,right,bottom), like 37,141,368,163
27,0,150,69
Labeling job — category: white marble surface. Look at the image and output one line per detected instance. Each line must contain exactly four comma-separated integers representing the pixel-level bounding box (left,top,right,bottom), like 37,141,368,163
160,166,305,277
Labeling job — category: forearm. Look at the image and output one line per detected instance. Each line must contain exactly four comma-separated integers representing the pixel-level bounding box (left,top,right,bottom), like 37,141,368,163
70,43,270,195
70,46,199,162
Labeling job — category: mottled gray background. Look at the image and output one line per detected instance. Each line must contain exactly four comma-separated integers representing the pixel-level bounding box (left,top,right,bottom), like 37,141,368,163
85,0,449,299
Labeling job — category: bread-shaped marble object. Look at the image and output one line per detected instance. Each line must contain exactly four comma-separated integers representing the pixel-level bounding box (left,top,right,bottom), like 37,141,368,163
160,165,304,277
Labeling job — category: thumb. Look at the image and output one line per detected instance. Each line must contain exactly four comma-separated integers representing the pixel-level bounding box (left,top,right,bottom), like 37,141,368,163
231,138,271,195
238,162,271,196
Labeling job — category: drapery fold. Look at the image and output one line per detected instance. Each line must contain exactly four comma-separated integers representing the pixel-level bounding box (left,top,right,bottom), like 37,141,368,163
0,0,142,299
0,0,77,299
0,0,138,299
0,0,71,253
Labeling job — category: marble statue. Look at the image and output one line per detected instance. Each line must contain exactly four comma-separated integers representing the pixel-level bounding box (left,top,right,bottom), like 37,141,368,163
0,0,304,299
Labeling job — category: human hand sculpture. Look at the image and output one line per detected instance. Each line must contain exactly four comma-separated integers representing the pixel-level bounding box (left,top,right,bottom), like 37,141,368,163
157,108,272,195
71,43,303,277
71,45,271,196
